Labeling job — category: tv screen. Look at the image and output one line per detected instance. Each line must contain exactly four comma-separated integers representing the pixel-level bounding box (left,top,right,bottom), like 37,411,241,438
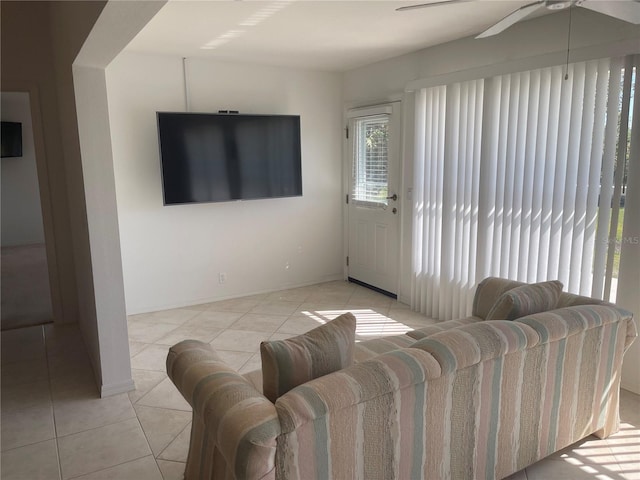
157,112,302,205
1,122,23,158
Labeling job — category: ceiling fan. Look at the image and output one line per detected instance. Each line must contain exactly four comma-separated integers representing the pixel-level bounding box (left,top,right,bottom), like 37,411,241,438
397,0,640,38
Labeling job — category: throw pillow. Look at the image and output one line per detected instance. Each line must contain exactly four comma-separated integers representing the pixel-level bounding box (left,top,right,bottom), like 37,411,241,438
260,312,356,402
485,280,563,321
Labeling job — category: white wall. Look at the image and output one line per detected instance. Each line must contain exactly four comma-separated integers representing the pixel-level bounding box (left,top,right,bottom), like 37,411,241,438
1,92,45,247
343,9,640,391
71,0,165,396
617,67,640,395
106,53,343,313
74,65,133,396
344,9,640,104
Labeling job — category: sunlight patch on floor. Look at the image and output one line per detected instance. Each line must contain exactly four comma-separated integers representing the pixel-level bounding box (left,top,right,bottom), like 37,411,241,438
301,308,415,339
553,423,640,480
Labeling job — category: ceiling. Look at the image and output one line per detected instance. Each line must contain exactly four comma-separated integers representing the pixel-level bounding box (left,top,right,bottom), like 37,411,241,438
124,0,546,72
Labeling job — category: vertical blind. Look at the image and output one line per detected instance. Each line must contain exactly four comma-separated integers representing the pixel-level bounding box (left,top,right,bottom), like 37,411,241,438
412,56,637,320
413,81,483,319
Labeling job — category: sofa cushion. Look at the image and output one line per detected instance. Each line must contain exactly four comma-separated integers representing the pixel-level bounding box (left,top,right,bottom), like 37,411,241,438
472,277,525,319
486,280,563,320
260,312,356,402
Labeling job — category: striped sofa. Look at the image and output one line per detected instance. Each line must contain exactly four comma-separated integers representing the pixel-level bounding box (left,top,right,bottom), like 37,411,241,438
167,279,637,480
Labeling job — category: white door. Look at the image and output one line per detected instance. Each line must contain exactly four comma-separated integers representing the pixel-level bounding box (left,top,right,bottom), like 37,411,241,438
347,104,400,296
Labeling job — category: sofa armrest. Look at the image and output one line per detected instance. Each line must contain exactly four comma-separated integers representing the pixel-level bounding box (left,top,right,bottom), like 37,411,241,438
516,305,633,342
556,292,610,308
275,348,441,433
555,299,636,353
167,340,281,480
625,316,638,352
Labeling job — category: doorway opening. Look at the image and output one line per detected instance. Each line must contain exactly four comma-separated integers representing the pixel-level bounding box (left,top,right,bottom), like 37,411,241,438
1,92,53,331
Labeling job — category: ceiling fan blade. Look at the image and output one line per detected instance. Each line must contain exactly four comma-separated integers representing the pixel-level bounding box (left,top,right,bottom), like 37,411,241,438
396,0,472,12
476,1,545,38
579,0,640,24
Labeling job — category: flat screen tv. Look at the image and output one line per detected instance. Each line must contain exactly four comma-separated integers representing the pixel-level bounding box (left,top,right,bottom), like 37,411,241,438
157,112,302,205
1,121,23,158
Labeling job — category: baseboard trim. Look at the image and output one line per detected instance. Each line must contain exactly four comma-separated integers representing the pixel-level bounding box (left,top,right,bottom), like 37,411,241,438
127,274,345,315
348,277,397,300
101,378,135,398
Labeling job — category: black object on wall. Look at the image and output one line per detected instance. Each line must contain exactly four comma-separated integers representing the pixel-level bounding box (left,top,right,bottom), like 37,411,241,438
157,112,302,205
1,122,23,158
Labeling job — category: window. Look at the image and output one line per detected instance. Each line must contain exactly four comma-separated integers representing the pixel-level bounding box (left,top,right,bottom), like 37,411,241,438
412,56,638,319
352,115,390,206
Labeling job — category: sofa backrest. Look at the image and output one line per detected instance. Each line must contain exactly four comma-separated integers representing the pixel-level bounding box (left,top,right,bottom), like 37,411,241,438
411,320,539,373
274,348,442,479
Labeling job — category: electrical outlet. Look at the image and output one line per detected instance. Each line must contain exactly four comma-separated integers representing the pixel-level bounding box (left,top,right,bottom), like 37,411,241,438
219,272,227,284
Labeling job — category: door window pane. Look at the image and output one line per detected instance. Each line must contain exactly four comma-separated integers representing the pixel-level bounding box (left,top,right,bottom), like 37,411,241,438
352,115,389,205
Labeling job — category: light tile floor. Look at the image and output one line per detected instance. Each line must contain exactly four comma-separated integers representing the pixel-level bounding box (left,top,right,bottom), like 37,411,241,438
1,280,639,479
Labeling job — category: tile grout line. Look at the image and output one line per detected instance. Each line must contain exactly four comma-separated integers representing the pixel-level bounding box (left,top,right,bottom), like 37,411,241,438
133,397,192,415
41,324,65,480
54,410,152,479
7,282,635,479
53,414,140,440
131,414,156,464
44,328,142,445
154,420,192,463
63,452,155,480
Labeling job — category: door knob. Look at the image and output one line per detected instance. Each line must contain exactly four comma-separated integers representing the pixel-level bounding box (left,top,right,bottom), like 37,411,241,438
386,194,398,201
